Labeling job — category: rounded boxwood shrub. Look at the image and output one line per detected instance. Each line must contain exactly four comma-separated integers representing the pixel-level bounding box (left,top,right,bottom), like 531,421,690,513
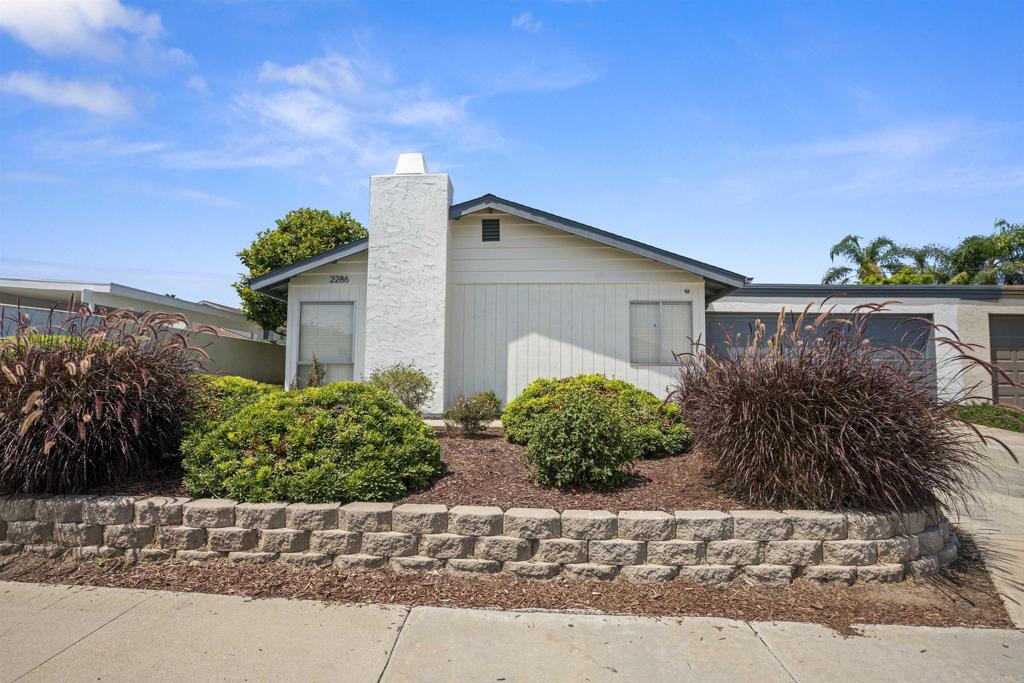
181,382,441,503
502,374,691,457
186,375,282,436
523,389,639,489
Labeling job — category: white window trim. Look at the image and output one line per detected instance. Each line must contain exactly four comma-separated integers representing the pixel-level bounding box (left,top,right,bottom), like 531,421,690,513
629,300,693,366
296,300,356,384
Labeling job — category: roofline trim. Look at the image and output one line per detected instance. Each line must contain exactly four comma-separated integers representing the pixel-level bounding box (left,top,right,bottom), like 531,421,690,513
450,194,750,292
247,238,369,296
729,283,1007,301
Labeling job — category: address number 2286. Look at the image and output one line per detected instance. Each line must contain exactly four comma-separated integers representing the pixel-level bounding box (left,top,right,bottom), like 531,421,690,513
329,275,350,283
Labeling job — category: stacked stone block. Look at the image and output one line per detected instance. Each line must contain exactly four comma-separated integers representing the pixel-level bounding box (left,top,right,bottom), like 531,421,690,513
0,496,956,585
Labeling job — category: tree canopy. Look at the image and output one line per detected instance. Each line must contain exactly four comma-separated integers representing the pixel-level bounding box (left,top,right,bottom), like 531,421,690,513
822,219,1023,286
234,208,367,331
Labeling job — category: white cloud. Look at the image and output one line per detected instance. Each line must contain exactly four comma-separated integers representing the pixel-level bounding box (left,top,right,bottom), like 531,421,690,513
0,0,191,64
186,76,208,94
259,54,361,93
162,51,495,173
0,71,133,116
511,12,543,33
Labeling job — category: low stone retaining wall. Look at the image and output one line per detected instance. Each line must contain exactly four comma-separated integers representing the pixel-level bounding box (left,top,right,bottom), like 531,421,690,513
0,496,958,585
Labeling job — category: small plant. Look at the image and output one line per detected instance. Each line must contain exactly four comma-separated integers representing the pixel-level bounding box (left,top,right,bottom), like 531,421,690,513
0,306,208,493
522,389,639,489
367,362,435,413
502,374,691,457
306,354,326,388
444,391,502,436
671,302,1016,511
181,382,441,503
954,403,1024,433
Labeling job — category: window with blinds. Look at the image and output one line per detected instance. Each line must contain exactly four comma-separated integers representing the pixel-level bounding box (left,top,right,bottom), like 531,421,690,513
629,301,693,365
297,302,354,386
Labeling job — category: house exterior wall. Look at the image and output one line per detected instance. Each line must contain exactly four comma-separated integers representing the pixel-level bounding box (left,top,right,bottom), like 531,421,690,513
446,213,705,404
954,296,1024,401
284,252,368,388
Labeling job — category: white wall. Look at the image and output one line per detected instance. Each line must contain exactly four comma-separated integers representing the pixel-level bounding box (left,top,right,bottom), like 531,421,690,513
284,252,368,388
365,171,452,414
446,213,704,405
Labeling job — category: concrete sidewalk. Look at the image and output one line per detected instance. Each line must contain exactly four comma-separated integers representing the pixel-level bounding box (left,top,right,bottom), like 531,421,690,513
1,581,1021,683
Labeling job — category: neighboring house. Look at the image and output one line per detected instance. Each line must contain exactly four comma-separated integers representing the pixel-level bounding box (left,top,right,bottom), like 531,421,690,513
250,153,1024,412
0,278,262,339
0,277,286,384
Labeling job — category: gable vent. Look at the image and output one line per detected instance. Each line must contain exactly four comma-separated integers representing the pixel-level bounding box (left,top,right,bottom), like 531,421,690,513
482,218,500,242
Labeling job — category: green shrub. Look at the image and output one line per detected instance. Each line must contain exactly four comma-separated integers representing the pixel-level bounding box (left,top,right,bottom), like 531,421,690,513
367,362,435,413
444,391,502,436
502,374,691,457
954,403,1024,433
523,390,639,489
185,375,281,436
1,309,204,493
181,382,441,503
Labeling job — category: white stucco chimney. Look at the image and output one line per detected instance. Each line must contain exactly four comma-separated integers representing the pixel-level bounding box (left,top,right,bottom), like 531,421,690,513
364,153,452,415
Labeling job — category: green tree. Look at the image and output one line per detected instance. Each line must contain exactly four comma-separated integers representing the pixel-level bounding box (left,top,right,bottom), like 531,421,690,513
945,219,1024,285
234,208,367,331
822,235,905,284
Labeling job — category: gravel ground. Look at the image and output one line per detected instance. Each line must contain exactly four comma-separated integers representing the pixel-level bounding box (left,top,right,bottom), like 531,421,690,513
0,534,1010,635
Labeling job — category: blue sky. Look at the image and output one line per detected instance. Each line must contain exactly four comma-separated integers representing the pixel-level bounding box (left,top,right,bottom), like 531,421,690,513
1,0,1022,305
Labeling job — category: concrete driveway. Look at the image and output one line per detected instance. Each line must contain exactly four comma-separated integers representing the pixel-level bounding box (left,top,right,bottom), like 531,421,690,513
1,581,1021,683
958,426,1024,628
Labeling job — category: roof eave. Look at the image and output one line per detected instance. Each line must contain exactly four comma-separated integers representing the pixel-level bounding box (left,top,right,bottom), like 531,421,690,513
246,238,370,299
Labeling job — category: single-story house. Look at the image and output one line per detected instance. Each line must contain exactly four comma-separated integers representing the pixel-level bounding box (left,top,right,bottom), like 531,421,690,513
250,153,1024,413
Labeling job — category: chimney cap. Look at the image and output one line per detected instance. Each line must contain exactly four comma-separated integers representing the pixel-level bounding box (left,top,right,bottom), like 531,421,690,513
394,152,428,175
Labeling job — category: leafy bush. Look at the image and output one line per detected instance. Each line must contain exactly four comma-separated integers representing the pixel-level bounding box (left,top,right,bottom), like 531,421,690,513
444,391,502,436
367,362,435,413
185,375,281,436
672,304,1002,511
181,382,441,502
954,403,1024,433
522,389,639,489
0,308,206,493
502,374,691,457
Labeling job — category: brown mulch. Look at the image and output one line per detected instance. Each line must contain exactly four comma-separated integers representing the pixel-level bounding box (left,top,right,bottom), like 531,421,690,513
399,431,743,512
81,430,743,512
0,533,1011,635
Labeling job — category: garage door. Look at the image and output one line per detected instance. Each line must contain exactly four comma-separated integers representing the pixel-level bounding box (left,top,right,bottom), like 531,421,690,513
991,316,1024,408
705,312,937,389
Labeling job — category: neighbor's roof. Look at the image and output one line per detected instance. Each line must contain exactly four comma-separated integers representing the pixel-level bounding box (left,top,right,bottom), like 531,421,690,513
249,196,750,301
725,283,1015,301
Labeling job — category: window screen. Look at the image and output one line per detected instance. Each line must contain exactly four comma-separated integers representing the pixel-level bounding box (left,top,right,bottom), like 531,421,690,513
630,301,693,364
482,218,500,242
297,302,354,385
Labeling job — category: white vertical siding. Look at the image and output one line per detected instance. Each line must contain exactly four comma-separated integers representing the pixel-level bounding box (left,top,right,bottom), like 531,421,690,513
284,252,368,388
446,282,701,405
446,214,705,405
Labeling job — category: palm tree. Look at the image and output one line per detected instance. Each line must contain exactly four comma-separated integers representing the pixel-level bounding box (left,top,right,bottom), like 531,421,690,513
946,219,1024,285
901,244,952,283
822,235,906,284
